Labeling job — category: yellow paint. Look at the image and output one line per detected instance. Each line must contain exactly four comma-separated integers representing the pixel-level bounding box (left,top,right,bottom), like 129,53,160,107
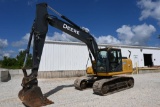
86,58,133,76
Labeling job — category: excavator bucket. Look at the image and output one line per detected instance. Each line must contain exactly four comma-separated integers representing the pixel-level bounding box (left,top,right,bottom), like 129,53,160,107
18,86,53,107
18,69,53,107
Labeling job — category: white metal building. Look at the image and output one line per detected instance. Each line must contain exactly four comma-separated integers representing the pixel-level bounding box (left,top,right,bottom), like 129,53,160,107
39,41,160,72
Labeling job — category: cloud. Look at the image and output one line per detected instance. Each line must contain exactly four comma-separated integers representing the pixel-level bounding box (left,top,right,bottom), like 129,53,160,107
81,27,90,33
0,50,15,59
0,39,8,48
12,33,30,47
95,35,121,44
46,31,121,44
0,51,5,59
3,53,10,57
18,49,25,52
138,0,160,23
116,23,156,45
0,38,9,59
46,24,156,46
46,32,81,42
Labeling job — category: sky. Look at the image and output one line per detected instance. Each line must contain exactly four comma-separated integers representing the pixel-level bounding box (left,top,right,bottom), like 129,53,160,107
0,0,160,59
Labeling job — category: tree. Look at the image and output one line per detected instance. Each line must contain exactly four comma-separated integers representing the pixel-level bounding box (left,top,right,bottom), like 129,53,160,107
16,50,32,69
1,51,32,69
0,60,2,67
1,56,17,68
16,51,26,68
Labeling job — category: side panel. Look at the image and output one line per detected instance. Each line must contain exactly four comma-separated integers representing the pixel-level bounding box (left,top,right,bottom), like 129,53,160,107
122,58,133,73
39,42,92,71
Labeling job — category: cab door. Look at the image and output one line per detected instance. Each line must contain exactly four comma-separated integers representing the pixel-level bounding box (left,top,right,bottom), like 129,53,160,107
109,49,122,72
96,50,108,72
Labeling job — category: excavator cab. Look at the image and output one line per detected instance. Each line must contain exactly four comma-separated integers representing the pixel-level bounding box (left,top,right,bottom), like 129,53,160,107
96,48,122,73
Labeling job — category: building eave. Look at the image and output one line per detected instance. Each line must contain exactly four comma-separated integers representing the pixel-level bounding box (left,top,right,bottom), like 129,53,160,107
45,40,160,50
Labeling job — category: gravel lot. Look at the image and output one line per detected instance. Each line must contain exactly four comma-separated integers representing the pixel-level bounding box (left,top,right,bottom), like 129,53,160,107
0,73,160,107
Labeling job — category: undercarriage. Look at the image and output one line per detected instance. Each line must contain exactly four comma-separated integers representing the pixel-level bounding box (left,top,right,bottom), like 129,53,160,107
74,75,134,95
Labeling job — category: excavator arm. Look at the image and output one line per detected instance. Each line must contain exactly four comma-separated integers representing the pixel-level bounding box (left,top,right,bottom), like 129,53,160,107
19,3,99,107
31,3,98,77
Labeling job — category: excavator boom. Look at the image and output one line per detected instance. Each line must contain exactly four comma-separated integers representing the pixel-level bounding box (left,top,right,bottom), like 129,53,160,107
19,3,99,107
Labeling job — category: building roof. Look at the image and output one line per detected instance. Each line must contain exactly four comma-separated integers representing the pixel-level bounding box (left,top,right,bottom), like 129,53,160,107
45,40,160,50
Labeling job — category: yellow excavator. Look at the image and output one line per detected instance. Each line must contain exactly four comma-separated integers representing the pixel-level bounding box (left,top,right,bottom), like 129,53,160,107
18,3,134,107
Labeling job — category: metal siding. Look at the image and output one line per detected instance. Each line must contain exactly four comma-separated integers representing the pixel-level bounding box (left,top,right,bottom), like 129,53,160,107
120,48,143,67
39,42,91,71
119,48,160,67
39,41,160,71
141,49,160,66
